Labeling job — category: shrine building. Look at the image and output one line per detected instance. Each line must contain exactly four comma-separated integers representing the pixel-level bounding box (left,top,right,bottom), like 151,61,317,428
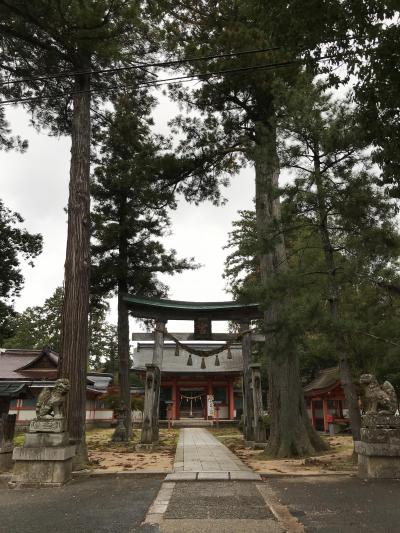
125,296,263,427
132,337,243,421
304,367,349,433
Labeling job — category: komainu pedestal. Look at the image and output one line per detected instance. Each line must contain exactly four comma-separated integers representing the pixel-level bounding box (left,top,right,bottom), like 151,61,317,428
356,374,400,479
356,414,400,479
9,379,75,488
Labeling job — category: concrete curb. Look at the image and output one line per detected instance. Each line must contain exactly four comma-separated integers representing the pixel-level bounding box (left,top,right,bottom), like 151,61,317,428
259,471,356,478
72,469,170,478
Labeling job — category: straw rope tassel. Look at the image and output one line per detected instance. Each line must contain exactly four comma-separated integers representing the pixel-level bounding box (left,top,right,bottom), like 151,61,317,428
175,343,179,356
215,354,220,366
227,345,232,359
187,354,193,366
201,357,206,369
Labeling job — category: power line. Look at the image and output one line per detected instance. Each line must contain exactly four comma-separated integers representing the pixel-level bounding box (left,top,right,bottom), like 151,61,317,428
0,58,300,106
0,46,282,88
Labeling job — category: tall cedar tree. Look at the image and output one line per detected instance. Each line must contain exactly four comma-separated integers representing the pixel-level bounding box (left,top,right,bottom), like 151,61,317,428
0,1,156,465
164,0,352,456
278,80,400,442
91,88,195,438
224,204,400,396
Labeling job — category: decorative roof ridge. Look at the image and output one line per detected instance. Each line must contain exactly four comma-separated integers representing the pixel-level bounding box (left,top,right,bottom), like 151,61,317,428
15,347,59,371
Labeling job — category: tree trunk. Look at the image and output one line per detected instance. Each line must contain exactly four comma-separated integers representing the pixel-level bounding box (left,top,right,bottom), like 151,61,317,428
117,292,132,439
58,61,91,468
254,112,327,457
117,196,132,439
313,145,361,442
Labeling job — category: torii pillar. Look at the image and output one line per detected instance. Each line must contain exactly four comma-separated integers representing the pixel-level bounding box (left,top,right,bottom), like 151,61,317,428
138,319,166,448
241,322,255,443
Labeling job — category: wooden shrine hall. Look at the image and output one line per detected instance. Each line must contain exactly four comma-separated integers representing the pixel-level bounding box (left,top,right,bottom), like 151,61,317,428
124,295,266,447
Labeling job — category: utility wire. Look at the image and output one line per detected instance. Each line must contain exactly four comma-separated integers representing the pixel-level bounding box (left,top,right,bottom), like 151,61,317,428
0,46,282,88
0,58,300,106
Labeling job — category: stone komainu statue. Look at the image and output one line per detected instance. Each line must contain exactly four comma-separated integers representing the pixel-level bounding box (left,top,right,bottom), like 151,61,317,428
360,373,398,415
36,378,70,420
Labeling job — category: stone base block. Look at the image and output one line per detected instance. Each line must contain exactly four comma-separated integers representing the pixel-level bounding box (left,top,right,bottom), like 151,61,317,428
29,419,66,433
9,458,74,488
0,451,13,472
357,453,400,479
355,440,400,457
362,414,400,429
135,443,159,452
24,432,70,448
10,441,75,488
13,444,76,462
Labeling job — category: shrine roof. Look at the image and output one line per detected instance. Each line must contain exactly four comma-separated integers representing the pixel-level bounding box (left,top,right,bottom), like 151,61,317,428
0,382,33,399
304,367,341,395
0,348,59,380
133,341,243,374
123,295,262,321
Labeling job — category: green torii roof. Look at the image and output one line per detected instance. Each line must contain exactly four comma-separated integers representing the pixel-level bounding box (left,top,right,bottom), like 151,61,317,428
0,382,32,399
123,295,262,321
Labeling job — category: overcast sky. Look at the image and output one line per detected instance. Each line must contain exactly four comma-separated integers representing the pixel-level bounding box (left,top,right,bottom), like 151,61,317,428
1,91,255,333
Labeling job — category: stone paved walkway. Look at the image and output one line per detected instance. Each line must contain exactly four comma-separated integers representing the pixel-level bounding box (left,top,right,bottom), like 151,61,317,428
166,428,260,481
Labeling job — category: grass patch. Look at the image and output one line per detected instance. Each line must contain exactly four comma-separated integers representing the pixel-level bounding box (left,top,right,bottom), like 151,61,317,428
86,427,179,454
208,427,244,450
13,433,25,447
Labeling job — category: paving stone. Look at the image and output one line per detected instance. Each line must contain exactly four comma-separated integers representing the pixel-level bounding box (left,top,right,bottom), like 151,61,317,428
197,472,229,480
230,471,262,481
172,428,251,476
165,472,197,481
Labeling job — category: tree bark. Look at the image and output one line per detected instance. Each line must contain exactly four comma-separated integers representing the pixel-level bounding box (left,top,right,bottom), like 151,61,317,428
117,196,132,439
240,322,254,442
313,143,361,442
58,60,91,468
254,110,327,457
117,293,132,439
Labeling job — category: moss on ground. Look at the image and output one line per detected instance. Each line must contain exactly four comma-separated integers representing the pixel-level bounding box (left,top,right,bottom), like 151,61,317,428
13,433,25,447
86,427,179,454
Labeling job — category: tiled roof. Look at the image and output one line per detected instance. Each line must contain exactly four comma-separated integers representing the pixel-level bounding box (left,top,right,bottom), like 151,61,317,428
304,367,340,393
133,342,243,374
0,348,58,380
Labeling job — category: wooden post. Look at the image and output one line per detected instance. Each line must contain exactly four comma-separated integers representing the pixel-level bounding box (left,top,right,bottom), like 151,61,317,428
139,319,166,447
228,380,235,420
241,322,254,442
140,364,161,445
250,364,266,443
311,400,316,429
172,379,177,420
323,398,329,433
151,319,165,442
0,411,16,471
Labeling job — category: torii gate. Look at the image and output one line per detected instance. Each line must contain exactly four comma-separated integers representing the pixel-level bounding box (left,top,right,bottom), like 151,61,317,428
123,295,266,448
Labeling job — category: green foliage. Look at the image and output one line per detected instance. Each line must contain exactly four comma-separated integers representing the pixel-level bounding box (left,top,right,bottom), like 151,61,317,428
5,287,117,370
224,80,400,391
131,396,144,412
0,201,42,345
0,1,152,134
91,86,197,302
102,393,143,412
